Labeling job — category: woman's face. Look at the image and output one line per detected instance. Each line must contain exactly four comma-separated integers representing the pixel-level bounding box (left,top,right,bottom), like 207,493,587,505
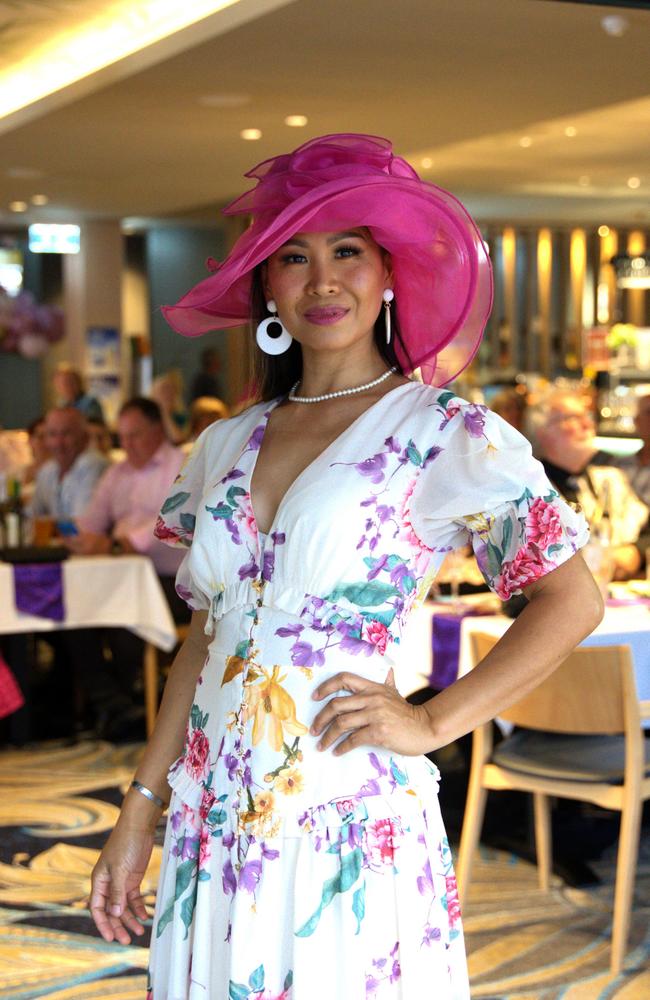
264,229,391,353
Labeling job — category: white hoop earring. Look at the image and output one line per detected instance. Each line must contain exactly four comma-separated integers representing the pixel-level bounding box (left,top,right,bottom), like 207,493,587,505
256,300,293,355
383,289,394,345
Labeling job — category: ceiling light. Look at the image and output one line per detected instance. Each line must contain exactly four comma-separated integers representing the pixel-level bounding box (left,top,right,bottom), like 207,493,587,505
628,176,641,189
601,14,628,37
284,115,308,127
564,126,577,138
31,194,49,206
519,136,532,148
0,1,244,123
420,157,433,169
9,201,28,213
598,225,610,238
198,94,250,108
578,175,590,187
240,128,262,140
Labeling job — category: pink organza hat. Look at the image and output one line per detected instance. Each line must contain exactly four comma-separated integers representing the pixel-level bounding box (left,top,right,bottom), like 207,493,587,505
162,133,492,386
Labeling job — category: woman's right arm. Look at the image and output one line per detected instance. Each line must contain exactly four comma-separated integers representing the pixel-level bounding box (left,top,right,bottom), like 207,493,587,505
89,609,210,944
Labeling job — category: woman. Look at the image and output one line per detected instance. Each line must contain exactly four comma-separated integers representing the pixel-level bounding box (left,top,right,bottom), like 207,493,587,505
90,134,603,999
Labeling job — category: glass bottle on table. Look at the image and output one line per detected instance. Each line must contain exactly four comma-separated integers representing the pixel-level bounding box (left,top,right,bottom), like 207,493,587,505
4,478,25,548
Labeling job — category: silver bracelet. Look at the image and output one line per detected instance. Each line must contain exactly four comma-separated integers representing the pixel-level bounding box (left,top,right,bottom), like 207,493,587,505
130,780,168,809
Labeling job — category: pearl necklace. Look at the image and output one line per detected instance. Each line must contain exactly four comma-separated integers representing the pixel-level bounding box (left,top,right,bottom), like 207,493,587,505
288,367,397,404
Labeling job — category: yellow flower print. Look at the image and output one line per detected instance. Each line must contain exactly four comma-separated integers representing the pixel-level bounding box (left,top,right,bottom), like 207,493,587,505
243,666,308,752
253,790,275,815
275,766,304,796
461,512,492,536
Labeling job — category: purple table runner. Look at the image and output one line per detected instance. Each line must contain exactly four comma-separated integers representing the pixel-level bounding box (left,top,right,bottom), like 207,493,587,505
431,609,485,689
13,563,65,622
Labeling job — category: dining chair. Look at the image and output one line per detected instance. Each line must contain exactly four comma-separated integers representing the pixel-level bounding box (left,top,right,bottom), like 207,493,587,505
456,634,650,975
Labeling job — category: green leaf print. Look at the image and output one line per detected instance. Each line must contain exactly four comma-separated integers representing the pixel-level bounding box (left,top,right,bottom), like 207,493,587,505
295,847,363,938
174,859,196,901
486,540,503,578
437,390,457,410
352,882,366,934
248,964,265,991
228,982,250,1000
161,491,190,514
190,704,201,730
284,970,294,990
501,515,513,555
406,441,423,467
361,608,396,628
235,639,250,659
327,581,397,607
180,880,198,939
155,898,175,938
548,543,564,555
179,512,196,534
206,502,235,519
226,485,248,504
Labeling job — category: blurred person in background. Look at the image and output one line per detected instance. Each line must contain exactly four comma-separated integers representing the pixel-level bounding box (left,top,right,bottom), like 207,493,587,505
86,416,114,457
183,395,230,451
609,393,650,507
150,370,188,444
525,388,650,579
489,386,526,433
189,344,222,400
21,416,51,494
31,407,109,520
53,363,104,422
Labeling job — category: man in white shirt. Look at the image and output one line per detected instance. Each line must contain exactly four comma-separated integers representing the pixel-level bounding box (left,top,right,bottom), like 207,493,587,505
32,407,108,520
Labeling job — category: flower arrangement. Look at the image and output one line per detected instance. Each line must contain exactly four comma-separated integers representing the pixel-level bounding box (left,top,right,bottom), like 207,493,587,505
0,285,64,359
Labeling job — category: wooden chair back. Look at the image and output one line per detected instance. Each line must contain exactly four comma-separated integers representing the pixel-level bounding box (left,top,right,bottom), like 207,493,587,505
470,633,639,736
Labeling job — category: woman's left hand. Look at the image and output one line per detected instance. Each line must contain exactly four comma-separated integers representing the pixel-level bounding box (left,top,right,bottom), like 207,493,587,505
310,669,434,757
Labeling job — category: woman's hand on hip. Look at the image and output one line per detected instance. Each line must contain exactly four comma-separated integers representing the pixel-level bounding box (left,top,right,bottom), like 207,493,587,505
310,669,434,757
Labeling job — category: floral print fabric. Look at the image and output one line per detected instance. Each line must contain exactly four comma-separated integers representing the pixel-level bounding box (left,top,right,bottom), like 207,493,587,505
148,382,588,999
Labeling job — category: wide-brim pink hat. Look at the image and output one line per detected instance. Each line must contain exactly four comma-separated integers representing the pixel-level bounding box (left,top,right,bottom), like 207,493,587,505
162,133,492,386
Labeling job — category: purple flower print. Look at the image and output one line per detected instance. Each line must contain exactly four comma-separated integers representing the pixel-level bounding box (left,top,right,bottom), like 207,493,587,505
463,403,488,439
384,435,401,453
271,531,286,545
224,753,239,781
238,558,260,581
239,859,263,894
352,453,388,484
222,859,237,895
422,924,442,946
223,831,235,850
262,549,275,582
247,424,266,451
276,623,303,638
291,641,326,669
225,519,242,545
417,857,434,896
221,467,245,483
261,843,280,860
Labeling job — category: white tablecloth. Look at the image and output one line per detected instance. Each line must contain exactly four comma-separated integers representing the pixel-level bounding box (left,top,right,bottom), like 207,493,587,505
395,599,650,712
0,554,177,651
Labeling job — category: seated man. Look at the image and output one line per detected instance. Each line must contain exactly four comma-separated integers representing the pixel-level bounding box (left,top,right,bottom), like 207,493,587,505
525,389,650,579
68,398,188,735
31,407,109,520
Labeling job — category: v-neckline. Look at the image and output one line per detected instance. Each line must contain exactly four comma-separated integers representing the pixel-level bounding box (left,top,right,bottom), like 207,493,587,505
249,381,413,538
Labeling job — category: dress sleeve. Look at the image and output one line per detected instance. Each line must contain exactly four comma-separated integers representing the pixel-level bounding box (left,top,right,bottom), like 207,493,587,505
411,401,589,600
154,429,211,611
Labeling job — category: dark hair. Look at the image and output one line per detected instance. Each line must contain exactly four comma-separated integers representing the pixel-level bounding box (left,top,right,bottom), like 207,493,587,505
27,415,46,435
119,396,163,424
249,263,412,401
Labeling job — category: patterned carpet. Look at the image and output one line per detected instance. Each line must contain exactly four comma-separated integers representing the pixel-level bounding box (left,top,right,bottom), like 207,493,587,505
0,741,648,999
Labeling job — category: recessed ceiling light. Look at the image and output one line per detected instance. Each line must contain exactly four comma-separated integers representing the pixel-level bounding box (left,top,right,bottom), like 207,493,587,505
9,201,28,212
31,194,48,206
598,225,610,238
420,157,433,169
519,136,532,148
240,128,262,141
285,115,308,127
198,94,250,108
564,126,577,138
6,167,44,180
578,175,590,187
601,14,628,37
628,176,641,189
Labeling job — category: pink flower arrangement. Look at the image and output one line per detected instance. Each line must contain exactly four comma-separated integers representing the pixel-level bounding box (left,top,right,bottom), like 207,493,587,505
186,727,210,781
0,286,64,359
495,544,547,600
365,817,400,869
363,619,391,654
525,498,563,551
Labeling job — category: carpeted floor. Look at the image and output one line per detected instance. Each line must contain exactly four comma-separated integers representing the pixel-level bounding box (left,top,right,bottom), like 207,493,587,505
0,740,648,999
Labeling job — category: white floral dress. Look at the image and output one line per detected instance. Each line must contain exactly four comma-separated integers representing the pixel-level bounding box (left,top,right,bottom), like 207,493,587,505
148,381,588,1000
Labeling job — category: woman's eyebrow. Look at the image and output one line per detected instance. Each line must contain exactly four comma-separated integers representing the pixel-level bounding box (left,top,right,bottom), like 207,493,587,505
279,231,368,250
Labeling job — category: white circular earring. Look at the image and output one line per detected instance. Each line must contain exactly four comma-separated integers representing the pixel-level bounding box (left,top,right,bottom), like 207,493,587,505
383,289,394,345
256,299,293,355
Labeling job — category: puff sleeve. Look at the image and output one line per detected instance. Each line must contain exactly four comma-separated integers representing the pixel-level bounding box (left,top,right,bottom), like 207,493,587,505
410,399,589,600
154,428,211,610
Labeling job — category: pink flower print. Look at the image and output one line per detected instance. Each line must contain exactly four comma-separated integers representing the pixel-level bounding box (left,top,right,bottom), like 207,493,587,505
198,824,211,868
186,727,210,781
335,798,357,818
495,544,547,600
238,493,258,543
363,619,390,654
445,874,462,928
525,497,563,551
399,478,433,574
153,514,182,545
365,817,399,869
199,787,216,822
